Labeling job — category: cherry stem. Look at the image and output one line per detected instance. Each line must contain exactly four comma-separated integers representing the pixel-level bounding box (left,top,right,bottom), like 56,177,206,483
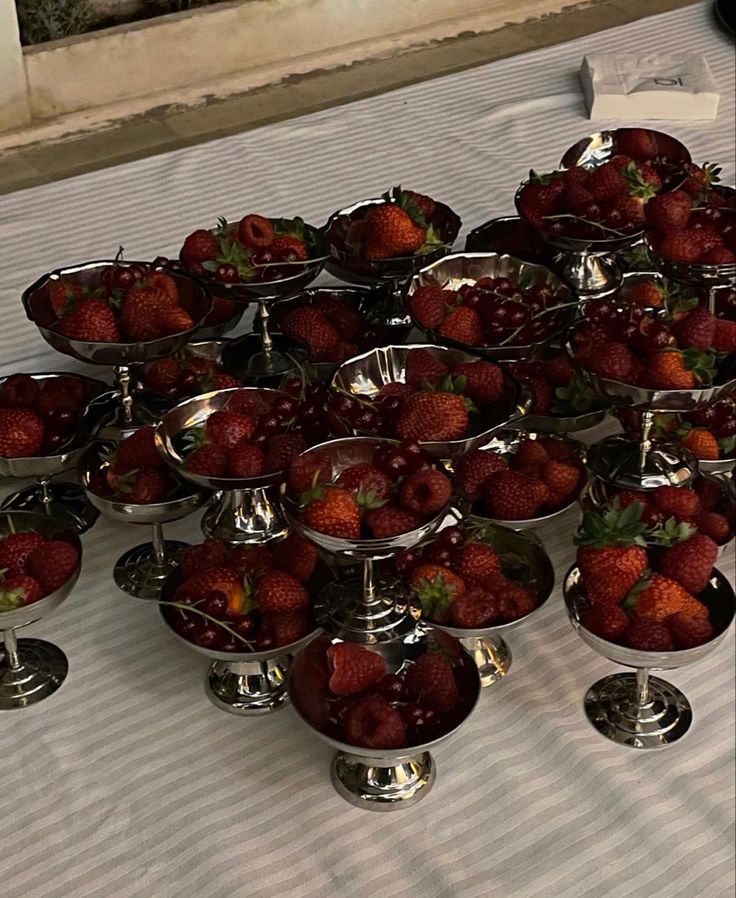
160,600,255,649
541,214,628,237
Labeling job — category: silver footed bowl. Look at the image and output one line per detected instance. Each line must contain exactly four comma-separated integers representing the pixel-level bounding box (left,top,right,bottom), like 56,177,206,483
22,261,212,366
559,128,691,171
325,197,461,285
407,252,577,362
282,436,450,560
154,386,292,491
647,241,736,289
330,343,530,459
0,511,82,631
563,564,735,670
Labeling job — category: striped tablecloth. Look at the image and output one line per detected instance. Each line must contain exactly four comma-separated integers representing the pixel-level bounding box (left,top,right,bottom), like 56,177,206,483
1,4,734,897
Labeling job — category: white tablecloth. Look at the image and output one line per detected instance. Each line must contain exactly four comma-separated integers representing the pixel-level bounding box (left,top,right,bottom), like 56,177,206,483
1,4,734,897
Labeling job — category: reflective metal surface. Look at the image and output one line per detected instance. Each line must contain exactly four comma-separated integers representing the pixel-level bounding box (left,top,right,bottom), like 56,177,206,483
559,129,691,170
586,435,698,490
220,332,308,386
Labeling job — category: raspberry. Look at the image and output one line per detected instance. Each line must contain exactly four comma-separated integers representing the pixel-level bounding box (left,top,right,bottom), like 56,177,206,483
399,469,452,515
581,604,629,642
343,695,406,749
327,643,386,696
405,651,460,712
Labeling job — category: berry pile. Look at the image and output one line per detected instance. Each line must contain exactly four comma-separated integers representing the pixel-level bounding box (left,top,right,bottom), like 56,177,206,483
409,273,570,350
509,350,607,419
164,534,322,652
180,215,319,285
49,263,200,343
330,348,508,442
455,436,586,521
322,639,471,748
86,427,179,505
0,529,79,611
574,502,724,651
288,440,452,539
572,297,733,390
0,373,103,458
517,158,662,240
394,525,541,629
339,186,448,261
143,353,241,402
180,384,334,480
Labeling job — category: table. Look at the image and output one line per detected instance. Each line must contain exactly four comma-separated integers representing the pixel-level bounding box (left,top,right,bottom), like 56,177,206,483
1,3,734,897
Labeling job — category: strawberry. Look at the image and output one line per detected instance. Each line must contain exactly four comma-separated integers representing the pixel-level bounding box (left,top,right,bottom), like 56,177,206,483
667,612,714,649
693,511,731,544
180,540,229,579
575,504,648,605
673,307,717,351
186,444,228,477
157,305,194,336
205,410,255,449
452,542,501,586
452,360,504,403
181,229,219,263
365,507,423,538
142,270,179,303
647,349,710,390
117,467,171,503
645,190,692,232
177,567,246,615
450,587,499,628
538,438,580,463
542,354,574,387
681,162,721,201
0,409,44,458
541,460,581,507
272,534,317,583
701,247,736,264
343,695,406,749
264,432,307,473
680,428,719,460
614,128,659,160
651,486,701,521
327,642,387,695
625,574,709,623
116,426,163,470
587,162,627,202
145,358,182,394
377,381,416,400
625,620,674,652
120,285,176,341
693,478,723,512
312,296,362,340
0,573,44,608
263,609,312,648
57,298,121,342
581,604,630,641
405,348,448,387
561,183,596,215
409,564,466,622
363,204,426,258
403,189,436,218
405,651,459,712
226,443,264,477
453,449,507,501
225,392,269,417
511,439,549,476
0,531,45,575
399,469,451,515
271,236,308,261
627,280,666,308
483,469,549,520
287,451,332,493
256,569,308,611
659,534,717,593
438,306,484,344
584,342,634,381
27,541,79,594
525,375,553,414
238,215,274,248
657,231,702,264
517,178,565,227
302,485,361,539
396,392,468,441
337,463,392,502
210,373,243,390
281,307,339,360
228,544,273,578
409,285,455,328
713,319,736,353
0,374,40,408
49,279,84,318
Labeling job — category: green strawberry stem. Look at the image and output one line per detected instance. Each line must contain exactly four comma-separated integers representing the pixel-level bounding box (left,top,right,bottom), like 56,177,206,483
160,600,255,649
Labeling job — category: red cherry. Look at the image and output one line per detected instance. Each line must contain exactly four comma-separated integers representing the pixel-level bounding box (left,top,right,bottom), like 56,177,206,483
377,674,410,702
215,263,239,283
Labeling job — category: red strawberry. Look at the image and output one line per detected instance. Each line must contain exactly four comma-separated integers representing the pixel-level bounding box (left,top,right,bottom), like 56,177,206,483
180,540,229,579
680,162,720,200
0,531,46,575
680,428,719,460
272,534,317,583
581,604,630,641
409,563,466,622
483,469,550,519
403,189,436,218
302,485,361,539
452,542,502,586
116,426,163,470
337,464,392,502
625,620,674,652
226,443,265,477
399,469,451,515
271,236,308,261
27,541,79,593
377,381,416,400
453,449,507,501
263,610,312,647
659,534,717,594
365,507,423,538
651,486,701,521
287,451,332,493
541,459,581,506
667,612,714,649
409,285,455,328
0,573,44,607
0,374,40,408
180,229,219,263
49,279,84,318
225,391,269,417
539,438,581,463
452,360,504,403
657,231,702,264
255,569,308,611
157,305,194,336
57,298,121,342
405,651,459,712
450,587,499,628
405,348,448,387
264,432,307,473
0,409,45,457
627,574,709,623
205,410,255,449
327,642,387,695
645,190,692,232
525,375,553,414
587,162,627,202
119,286,175,341
238,215,274,249
210,373,242,390
281,307,339,360
673,307,717,350
517,178,566,227
627,281,666,308
511,439,549,476
575,505,649,605
712,318,736,353
647,349,704,390
438,306,483,344
542,354,575,387
228,544,273,578
178,567,246,615
396,392,468,441
117,467,171,503
186,444,228,477
562,183,596,215
615,128,659,160
693,511,731,544
363,204,425,258
584,342,634,381
145,358,182,394
311,296,362,340
693,478,723,511
343,695,406,749
701,247,736,264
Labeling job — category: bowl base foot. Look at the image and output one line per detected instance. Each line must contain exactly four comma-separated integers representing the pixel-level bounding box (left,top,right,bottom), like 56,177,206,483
331,750,436,810
588,436,697,490
114,541,189,599
459,635,512,687
201,487,289,544
2,482,100,533
585,672,692,749
314,577,421,644
0,639,68,709
206,656,291,715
